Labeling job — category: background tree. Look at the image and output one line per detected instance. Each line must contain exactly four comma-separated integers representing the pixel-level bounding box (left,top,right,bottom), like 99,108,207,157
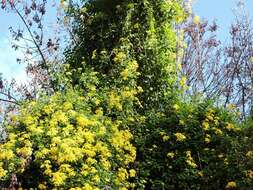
178,1,253,119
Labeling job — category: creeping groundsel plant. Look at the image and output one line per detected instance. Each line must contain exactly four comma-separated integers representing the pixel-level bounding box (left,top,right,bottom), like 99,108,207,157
0,90,136,189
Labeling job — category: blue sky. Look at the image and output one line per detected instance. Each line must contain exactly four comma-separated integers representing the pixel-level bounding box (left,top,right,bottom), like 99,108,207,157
0,0,253,82
193,0,253,42
0,1,59,84
0,7,25,83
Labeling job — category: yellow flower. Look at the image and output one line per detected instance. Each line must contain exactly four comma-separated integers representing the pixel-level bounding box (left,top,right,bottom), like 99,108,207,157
23,115,35,125
186,159,197,168
202,121,209,130
53,111,68,124
120,68,129,80
224,158,229,165
137,86,143,93
113,52,126,63
214,119,219,125
62,102,73,111
117,168,129,181
129,169,136,177
167,152,175,159
245,170,253,179
226,122,240,132
160,132,166,136
193,15,200,25
16,146,33,158
121,89,136,99
226,123,234,131
204,137,211,144
76,116,91,127
246,151,253,158
173,104,180,111
83,131,95,143
179,119,185,125
86,157,97,166
0,165,7,179
179,76,187,88
95,108,103,116
227,104,236,110
82,183,94,190
98,126,106,136
185,151,197,168
198,171,204,177
59,164,75,177
100,158,111,170
129,60,138,71
225,181,237,189
38,183,47,190
92,49,97,59
214,128,223,136
0,149,14,160
43,105,54,115
250,56,253,63
162,135,170,142
92,175,100,183
206,115,214,121
108,91,122,111
178,63,182,71
174,133,186,142
94,98,100,106
52,172,66,186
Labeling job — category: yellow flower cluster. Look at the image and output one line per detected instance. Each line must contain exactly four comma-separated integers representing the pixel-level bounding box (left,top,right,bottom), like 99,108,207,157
120,60,139,81
173,104,180,111
245,170,253,179
121,87,139,100
246,151,253,158
113,51,126,63
108,91,123,111
205,109,219,124
185,150,197,168
226,122,241,132
174,132,186,142
167,152,175,159
201,109,226,141
204,134,211,144
113,46,138,78
160,131,170,142
193,15,200,25
179,76,188,90
121,69,130,80
107,85,142,112
225,181,237,189
0,91,136,189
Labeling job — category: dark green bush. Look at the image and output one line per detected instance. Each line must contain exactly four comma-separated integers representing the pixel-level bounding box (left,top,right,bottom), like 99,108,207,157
135,99,252,190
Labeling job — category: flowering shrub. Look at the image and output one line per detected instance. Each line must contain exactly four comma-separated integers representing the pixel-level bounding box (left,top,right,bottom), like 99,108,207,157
0,90,136,189
65,0,186,111
3,0,253,189
136,100,246,189
229,121,253,189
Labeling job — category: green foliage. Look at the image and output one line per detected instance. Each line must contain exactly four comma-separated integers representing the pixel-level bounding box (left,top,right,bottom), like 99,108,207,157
0,90,136,189
2,0,253,189
65,0,186,111
135,100,250,189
